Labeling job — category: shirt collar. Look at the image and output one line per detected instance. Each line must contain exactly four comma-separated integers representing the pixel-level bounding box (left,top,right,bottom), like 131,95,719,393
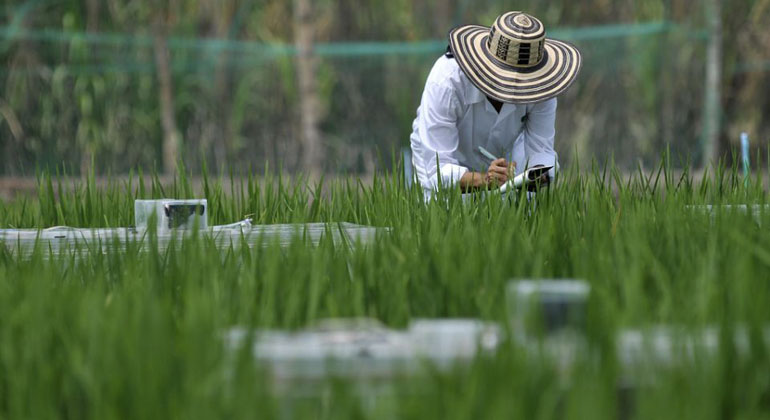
462,77,487,105
460,72,520,120
463,78,518,118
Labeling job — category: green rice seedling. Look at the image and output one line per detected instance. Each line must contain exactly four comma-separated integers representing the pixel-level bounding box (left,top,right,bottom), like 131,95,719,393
0,158,769,418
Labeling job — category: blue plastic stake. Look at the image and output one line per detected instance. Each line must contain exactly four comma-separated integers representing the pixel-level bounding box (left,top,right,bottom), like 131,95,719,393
741,132,750,185
402,147,413,188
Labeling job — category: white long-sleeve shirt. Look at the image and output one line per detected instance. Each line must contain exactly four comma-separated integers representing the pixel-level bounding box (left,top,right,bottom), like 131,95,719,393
410,55,559,196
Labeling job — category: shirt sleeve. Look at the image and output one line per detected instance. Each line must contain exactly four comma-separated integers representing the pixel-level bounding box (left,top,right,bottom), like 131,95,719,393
416,83,468,190
523,98,559,176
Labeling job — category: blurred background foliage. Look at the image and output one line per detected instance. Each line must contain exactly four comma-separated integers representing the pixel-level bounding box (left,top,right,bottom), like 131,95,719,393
0,0,769,176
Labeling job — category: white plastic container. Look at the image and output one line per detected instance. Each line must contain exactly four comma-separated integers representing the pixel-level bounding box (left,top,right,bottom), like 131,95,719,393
134,199,208,233
507,279,590,337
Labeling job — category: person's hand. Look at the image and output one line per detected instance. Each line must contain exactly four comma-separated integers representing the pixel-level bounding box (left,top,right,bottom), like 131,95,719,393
485,158,515,187
526,164,551,191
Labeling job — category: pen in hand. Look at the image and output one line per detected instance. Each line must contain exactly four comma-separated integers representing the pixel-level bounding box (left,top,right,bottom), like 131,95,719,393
478,146,497,162
478,146,514,186
478,146,552,192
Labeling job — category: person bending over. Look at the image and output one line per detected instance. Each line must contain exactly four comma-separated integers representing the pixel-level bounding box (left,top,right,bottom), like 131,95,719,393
409,11,582,198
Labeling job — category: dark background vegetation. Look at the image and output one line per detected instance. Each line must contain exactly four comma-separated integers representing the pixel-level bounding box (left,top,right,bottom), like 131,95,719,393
1,0,768,176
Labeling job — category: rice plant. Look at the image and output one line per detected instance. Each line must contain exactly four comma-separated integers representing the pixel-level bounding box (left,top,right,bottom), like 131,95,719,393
0,158,768,419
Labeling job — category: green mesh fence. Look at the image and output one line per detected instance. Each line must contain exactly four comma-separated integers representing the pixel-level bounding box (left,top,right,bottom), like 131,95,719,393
0,17,767,175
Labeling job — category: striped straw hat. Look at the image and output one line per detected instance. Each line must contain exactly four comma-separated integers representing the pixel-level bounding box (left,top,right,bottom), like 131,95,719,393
449,11,582,104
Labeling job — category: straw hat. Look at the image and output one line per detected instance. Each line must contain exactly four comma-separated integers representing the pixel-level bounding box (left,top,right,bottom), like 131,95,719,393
449,11,582,104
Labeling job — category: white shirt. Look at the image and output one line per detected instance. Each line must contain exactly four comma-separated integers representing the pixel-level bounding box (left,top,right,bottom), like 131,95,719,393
410,55,559,195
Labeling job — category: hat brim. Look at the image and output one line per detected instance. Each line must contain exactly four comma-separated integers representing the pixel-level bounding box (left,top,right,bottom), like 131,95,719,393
449,25,582,104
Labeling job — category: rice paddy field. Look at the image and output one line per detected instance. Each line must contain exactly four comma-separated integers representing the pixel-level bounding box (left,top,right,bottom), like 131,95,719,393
1,159,770,419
